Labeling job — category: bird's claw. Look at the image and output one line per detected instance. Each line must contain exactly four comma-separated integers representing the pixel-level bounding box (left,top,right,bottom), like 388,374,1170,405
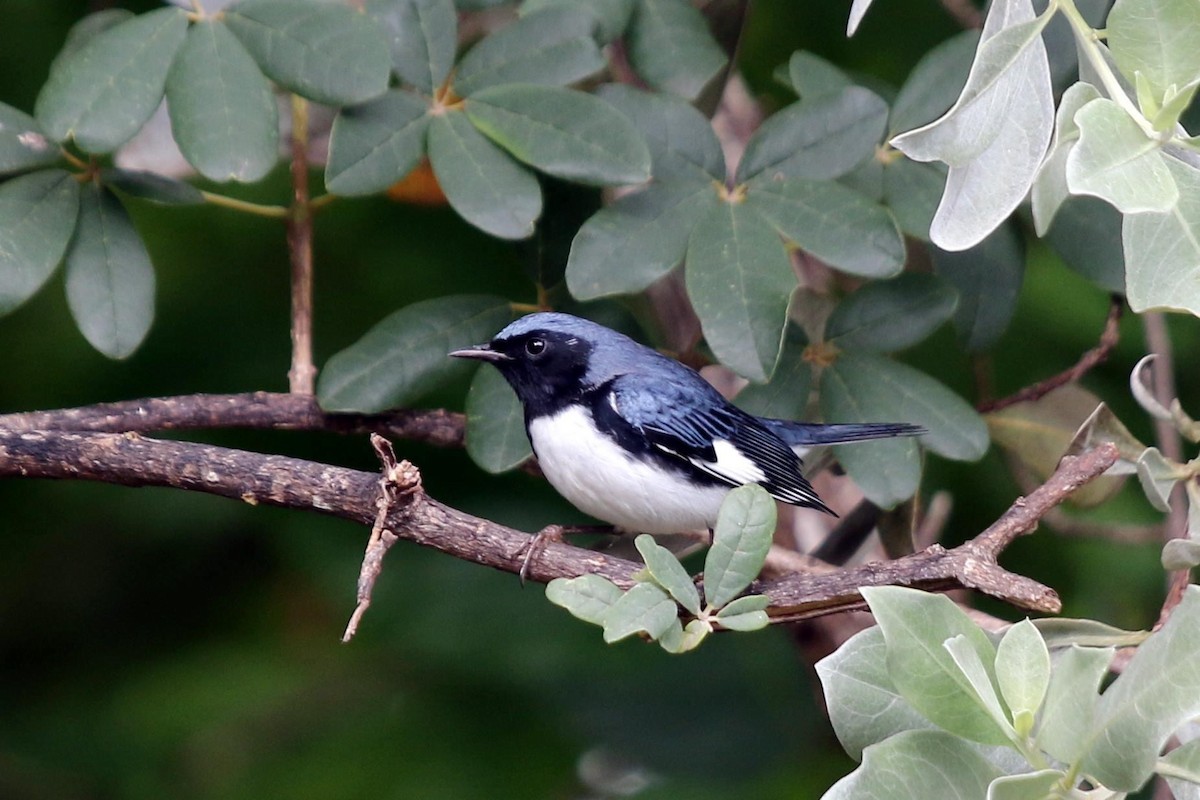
518,524,566,586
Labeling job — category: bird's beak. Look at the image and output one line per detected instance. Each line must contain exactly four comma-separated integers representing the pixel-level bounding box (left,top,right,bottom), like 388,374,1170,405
449,343,511,362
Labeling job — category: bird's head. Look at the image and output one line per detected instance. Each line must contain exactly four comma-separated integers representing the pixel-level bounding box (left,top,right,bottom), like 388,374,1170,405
450,312,614,414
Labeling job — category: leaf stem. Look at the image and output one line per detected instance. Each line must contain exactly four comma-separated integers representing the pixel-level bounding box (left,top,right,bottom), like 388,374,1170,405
287,94,317,395
199,191,289,218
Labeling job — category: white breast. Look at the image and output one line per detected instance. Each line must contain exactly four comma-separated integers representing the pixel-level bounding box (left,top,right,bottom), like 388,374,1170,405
527,405,730,534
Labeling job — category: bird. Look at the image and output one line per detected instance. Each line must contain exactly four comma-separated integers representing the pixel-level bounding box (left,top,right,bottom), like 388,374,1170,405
450,312,924,536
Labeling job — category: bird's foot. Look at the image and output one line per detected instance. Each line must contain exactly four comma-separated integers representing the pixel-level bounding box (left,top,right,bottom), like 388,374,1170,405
517,524,613,585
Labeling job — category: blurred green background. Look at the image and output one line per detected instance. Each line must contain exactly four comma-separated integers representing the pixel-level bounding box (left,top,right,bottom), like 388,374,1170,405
0,1,1190,797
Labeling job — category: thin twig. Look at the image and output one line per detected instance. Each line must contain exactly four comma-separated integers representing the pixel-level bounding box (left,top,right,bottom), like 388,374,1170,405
287,94,317,395
978,295,1123,413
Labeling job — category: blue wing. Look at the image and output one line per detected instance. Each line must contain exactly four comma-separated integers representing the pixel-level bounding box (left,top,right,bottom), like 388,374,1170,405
760,419,926,446
603,374,833,514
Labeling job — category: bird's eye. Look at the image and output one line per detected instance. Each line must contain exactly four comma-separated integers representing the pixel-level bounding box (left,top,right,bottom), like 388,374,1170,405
525,337,547,357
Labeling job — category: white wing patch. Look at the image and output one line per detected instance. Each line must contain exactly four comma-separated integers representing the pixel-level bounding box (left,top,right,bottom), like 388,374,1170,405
688,439,767,485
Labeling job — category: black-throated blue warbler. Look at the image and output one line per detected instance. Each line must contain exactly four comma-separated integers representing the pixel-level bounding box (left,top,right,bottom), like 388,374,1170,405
451,312,923,534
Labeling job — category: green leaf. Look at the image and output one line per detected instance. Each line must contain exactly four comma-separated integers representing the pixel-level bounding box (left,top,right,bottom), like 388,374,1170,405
634,534,700,615
626,0,727,101
881,157,947,241
891,0,1053,251
1107,0,1200,103
715,609,769,632
657,617,711,653
685,200,796,382
816,626,939,761
1083,587,1200,791
596,84,724,183
932,222,1024,352
1159,738,1200,786
427,110,542,240
1136,446,1184,512
734,330,811,420
1124,157,1200,316
465,365,532,473
1030,617,1147,649
1031,82,1102,234
737,88,889,183
57,9,136,60
165,20,278,183
822,351,987,461
0,169,80,315
566,183,715,299
326,91,431,196
1043,196,1126,293
0,102,59,175
746,178,904,278
546,574,624,625
521,0,635,43
1065,97,1178,214
785,51,853,100
941,634,1014,737
454,7,604,96
317,294,513,413
602,581,679,643
224,0,390,107
825,273,958,353
988,385,1130,508
889,30,979,136
860,586,1010,746
35,7,188,153
717,594,769,617
703,484,775,608
1035,645,1112,764
822,730,1003,800
365,0,456,93
100,168,204,205
986,770,1066,800
63,184,155,359
994,619,1049,734
466,85,651,186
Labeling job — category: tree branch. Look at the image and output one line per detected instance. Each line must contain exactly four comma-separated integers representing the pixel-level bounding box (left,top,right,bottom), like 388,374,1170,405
0,429,1118,628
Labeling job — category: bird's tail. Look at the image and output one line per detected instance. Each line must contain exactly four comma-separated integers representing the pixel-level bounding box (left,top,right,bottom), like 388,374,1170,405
761,419,926,446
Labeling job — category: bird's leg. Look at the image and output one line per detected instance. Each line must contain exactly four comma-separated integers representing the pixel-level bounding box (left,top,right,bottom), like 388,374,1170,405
517,524,615,585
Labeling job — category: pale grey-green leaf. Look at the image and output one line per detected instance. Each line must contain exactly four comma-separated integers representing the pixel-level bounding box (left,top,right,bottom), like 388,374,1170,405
326,90,431,196
825,273,958,352
738,87,889,182
890,30,979,136
1159,738,1200,787
427,110,541,240
454,7,604,96
1107,0,1200,102
546,574,624,625
816,626,939,760
717,594,769,617
1136,446,1182,511
1031,617,1147,649
685,200,796,382
0,170,80,316
626,0,727,101
602,581,678,643
942,634,1014,736
465,365,532,473
704,484,775,608
658,617,710,653
715,610,769,631
986,770,1066,800
822,730,1003,800
596,84,724,183
932,222,1024,352
1083,587,1200,791
64,184,155,359
466,84,651,186
366,0,457,93
1031,81,1102,234
1066,97,1178,214
860,586,1009,745
1124,157,1200,315
994,619,1050,726
317,294,512,413
566,184,716,299
746,178,905,278
35,7,188,153
0,102,59,175
1163,539,1200,570
1036,645,1112,764
224,0,391,106
634,534,700,616
166,20,278,183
